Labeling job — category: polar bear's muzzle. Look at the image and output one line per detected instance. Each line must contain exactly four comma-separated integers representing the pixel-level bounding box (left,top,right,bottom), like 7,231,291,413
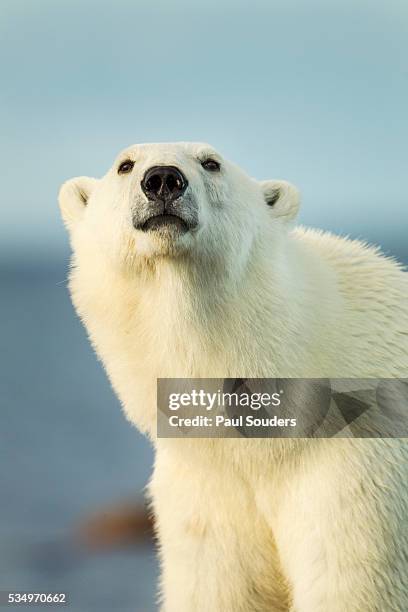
132,165,198,234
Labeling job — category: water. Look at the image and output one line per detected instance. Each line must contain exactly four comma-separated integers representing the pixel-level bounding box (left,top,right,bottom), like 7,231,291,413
0,259,157,612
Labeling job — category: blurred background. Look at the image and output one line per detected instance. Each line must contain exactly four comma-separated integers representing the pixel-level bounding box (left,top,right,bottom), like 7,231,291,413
1,0,407,610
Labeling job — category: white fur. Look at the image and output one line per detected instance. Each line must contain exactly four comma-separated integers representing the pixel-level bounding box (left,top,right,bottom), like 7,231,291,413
60,142,408,611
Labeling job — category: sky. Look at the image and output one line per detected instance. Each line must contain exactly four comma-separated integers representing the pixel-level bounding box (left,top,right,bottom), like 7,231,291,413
1,0,407,261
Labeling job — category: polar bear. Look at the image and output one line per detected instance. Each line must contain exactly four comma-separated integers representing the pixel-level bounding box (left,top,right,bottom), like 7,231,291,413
59,142,408,612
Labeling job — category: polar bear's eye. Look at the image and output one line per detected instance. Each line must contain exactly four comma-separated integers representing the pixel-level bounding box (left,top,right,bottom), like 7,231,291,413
201,159,221,172
118,160,135,175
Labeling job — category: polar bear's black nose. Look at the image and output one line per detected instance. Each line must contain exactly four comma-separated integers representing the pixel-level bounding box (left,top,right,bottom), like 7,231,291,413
141,166,188,202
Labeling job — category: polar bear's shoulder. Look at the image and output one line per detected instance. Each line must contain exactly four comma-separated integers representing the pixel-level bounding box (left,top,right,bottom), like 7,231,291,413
291,225,406,281
290,225,408,319
290,226,408,375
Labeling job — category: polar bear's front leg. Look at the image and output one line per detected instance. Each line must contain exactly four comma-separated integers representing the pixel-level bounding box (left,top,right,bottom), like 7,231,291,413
156,525,259,612
149,445,290,612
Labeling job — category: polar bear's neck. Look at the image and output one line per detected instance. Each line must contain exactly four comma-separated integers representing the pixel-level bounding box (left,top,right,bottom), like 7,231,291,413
70,233,341,433
72,232,329,381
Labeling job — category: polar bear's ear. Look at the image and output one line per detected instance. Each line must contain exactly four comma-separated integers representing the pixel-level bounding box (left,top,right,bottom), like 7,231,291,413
260,180,300,223
58,176,98,230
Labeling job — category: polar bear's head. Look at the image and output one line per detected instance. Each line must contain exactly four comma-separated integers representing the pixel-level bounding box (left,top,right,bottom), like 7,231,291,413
59,142,299,271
